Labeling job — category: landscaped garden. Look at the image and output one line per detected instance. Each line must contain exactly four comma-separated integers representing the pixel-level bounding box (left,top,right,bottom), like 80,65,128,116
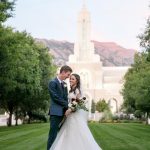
0,122,150,150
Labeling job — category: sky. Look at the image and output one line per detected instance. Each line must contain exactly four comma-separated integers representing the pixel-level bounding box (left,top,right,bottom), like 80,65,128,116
5,0,150,50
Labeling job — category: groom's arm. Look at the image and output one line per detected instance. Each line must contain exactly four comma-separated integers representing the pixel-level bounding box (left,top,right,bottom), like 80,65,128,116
48,81,68,107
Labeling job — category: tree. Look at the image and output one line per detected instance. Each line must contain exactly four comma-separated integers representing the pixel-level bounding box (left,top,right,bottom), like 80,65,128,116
96,99,109,112
21,43,56,124
37,43,56,111
0,0,57,126
138,17,150,53
0,27,42,126
122,52,150,123
122,8,150,123
0,0,15,24
91,100,96,113
134,110,144,120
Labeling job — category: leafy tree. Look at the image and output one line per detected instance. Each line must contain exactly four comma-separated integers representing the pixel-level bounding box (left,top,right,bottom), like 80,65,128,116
0,0,56,126
0,27,41,126
91,100,96,113
21,43,56,124
122,15,150,124
122,52,150,123
96,99,109,112
134,110,144,119
0,108,5,114
37,43,56,111
0,0,15,24
138,17,150,53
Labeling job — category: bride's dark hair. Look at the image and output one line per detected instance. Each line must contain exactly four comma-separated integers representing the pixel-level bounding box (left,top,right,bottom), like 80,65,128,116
69,73,81,94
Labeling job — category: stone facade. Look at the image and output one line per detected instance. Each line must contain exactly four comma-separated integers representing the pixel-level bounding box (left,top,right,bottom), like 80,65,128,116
67,4,130,115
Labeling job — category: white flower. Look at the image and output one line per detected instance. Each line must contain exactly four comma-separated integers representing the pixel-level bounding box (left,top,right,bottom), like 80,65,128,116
72,101,77,105
68,97,88,112
64,84,67,88
68,103,72,107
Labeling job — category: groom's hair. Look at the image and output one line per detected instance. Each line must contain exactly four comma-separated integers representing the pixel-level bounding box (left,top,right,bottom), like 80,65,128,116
60,65,72,73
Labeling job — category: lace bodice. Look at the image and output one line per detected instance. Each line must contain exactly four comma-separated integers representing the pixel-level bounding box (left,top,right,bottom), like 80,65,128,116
68,88,80,103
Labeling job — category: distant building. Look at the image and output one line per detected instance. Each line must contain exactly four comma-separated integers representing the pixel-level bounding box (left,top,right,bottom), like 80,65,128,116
0,112,22,126
67,3,130,117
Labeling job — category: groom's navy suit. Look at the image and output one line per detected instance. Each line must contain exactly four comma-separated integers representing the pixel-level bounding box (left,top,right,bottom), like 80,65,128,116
47,77,68,150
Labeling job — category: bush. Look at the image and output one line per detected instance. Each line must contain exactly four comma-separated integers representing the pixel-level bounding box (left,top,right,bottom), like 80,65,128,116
112,115,119,120
99,112,143,123
99,110,113,123
134,110,143,119
28,112,48,123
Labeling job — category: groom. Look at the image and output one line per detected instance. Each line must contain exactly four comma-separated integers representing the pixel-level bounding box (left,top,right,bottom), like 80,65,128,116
47,65,72,150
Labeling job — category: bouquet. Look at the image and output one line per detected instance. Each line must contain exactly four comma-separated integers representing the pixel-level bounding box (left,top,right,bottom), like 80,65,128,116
59,97,88,129
68,97,88,112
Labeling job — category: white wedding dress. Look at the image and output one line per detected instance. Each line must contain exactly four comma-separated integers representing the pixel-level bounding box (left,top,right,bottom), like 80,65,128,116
50,89,102,150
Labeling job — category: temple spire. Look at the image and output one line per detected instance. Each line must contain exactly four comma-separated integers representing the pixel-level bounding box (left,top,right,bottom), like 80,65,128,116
68,0,100,63
82,0,86,8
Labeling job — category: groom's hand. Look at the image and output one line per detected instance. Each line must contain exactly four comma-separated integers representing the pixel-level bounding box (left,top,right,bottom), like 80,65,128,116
65,108,72,117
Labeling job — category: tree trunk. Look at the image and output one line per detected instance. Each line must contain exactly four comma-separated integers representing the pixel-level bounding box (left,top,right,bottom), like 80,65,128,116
7,104,14,127
146,112,149,125
15,111,18,126
27,111,32,124
28,116,31,124
7,113,12,127
15,119,18,126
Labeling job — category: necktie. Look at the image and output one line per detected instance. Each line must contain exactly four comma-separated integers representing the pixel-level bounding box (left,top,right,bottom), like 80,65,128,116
61,82,64,90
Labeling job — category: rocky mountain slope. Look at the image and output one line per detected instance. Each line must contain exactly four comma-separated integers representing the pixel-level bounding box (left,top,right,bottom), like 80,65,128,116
36,38,135,66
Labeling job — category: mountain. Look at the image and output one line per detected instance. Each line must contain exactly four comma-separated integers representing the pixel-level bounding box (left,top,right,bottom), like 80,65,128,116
35,38,135,66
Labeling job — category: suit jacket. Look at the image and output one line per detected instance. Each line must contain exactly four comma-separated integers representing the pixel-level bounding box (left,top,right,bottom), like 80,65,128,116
48,78,68,116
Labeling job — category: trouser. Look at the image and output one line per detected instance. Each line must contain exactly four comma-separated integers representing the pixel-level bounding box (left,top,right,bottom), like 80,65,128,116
47,115,63,150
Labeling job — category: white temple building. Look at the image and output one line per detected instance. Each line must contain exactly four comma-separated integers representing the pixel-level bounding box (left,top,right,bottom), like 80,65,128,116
67,3,130,116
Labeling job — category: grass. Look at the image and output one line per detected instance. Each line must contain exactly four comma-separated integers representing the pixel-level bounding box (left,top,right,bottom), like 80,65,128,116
0,123,150,150
89,123,150,150
0,123,48,150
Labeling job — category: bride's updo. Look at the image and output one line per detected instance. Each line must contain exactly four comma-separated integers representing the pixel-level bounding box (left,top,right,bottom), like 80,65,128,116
69,73,81,94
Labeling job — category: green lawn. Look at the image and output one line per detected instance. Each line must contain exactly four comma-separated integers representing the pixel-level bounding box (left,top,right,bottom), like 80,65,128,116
0,123,150,150
89,123,150,150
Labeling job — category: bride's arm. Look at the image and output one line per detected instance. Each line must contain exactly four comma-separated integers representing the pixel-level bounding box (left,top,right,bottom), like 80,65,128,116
76,88,81,100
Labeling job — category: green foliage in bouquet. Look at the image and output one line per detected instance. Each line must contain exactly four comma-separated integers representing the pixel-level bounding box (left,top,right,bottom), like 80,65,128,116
69,97,88,112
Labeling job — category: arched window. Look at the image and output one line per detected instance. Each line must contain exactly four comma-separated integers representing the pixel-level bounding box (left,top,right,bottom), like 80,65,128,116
108,98,118,113
80,71,89,88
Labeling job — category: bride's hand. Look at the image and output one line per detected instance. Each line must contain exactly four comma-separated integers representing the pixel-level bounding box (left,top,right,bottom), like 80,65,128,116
72,98,80,102
65,108,72,117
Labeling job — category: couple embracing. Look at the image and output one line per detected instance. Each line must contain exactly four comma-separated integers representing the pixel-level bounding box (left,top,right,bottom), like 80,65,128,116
47,65,102,150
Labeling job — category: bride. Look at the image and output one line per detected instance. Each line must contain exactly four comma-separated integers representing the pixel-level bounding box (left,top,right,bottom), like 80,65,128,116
50,73,102,150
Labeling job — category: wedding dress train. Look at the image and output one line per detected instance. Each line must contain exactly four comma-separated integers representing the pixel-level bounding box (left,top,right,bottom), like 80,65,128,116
50,109,102,150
